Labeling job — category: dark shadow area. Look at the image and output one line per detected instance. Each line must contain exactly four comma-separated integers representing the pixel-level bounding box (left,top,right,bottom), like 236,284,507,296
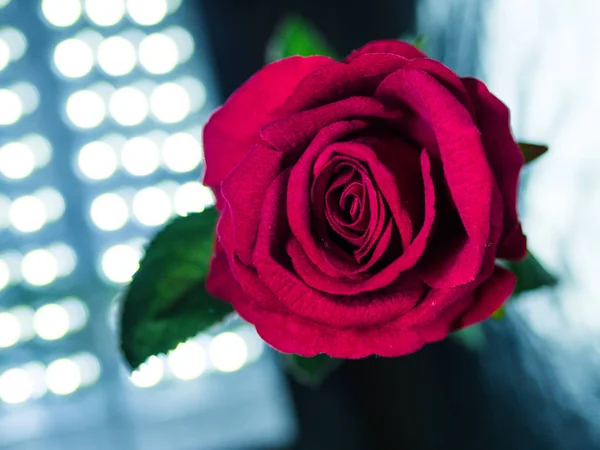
202,0,417,98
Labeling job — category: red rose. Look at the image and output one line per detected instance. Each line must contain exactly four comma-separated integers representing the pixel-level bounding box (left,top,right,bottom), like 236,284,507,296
203,40,526,358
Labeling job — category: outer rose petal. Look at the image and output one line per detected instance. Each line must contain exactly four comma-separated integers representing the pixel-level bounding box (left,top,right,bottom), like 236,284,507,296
279,53,407,114
345,40,427,63
237,296,426,359
377,69,493,288
405,58,475,117
208,264,515,359
205,240,239,306
454,265,516,329
462,77,527,261
220,144,285,265
202,55,334,191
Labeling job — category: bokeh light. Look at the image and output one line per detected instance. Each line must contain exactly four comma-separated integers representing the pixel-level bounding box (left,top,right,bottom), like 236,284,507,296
166,0,182,13
73,353,101,386
34,304,70,341
209,332,248,373
0,142,36,180
178,77,207,112
21,249,58,287
36,188,66,222
162,132,203,173
138,33,178,74
127,0,168,26
46,359,82,395
90,192,129,231
174,182,215,216
74,28,104,52
1,252,21,283
48,243,77,277
0,368,32,404
9,196,47,233
84,0,125,27
97,36,136,76
22,362,48,399
77,141,119,181
0,27,27,61
54,38,94,78
0,259,9,291
132,186,172,226
164,26,194,63
11,83,39,117
42,0,82,27
66,90,105,128
22,134,53,168
109,86,148,126
11,306,35,342
167,341,206,380
0,38,10,71
61,298,89,332
0,312,21,348
130,356,164,388
101,244,140,283
0,89,22,125
0,250,23,284
150,82,190,123
0,195,10,229
121,136,160,176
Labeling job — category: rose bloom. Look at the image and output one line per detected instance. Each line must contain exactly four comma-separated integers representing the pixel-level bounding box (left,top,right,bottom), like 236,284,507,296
203,40,526,358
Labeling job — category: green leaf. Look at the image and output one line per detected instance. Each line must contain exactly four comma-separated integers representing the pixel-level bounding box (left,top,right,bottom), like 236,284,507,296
507,251,558,295
452,324,487,352
119,208,234,370
283,354,342,387
518,142,548,163
266,15,337,63
412,35,427,51
491,305,506,320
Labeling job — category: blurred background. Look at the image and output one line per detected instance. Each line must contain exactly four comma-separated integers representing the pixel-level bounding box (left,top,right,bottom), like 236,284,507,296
0,0,598,449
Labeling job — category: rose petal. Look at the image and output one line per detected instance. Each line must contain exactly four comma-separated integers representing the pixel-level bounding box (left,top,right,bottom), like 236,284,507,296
233,294,426,359
203,55,333,190
290,135,418,279
220,144,285,265
345,40,426,63
312,151,389,266
405,58,475,117
462,77,527,261
350,134,424,237
326,179,368,240
313,157,379,252
286,228,397,296
253,169,426,328
289,149,436,294
205,239,237,305
279,53,408,114
454,265,516,329
221,265,513,359
318,142,414,250
377,69,493,288
393,282,476,331
287,119,377,278
214,207,285,313
262,96,402,153
394,221,508,333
